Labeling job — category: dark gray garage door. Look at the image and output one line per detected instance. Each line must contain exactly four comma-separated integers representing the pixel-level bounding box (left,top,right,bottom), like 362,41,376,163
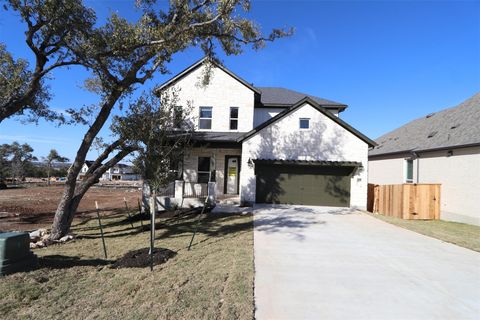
255,164,354,207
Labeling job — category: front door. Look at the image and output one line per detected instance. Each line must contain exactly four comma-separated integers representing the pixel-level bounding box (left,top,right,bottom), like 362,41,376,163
226,157,239,194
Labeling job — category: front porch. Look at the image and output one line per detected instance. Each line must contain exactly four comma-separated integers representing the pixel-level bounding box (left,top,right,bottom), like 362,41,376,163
143,180,242,211
182,146,242,198
143,135,245,209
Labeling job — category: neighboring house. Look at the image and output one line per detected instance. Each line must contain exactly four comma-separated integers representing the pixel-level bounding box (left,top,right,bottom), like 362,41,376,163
368,93,480,225
77,161,94,180
158,57,375,208
101,163,140,181
78,161,140,181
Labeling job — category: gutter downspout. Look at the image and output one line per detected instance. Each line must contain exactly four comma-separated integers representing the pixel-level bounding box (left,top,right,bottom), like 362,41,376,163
416,157,420,183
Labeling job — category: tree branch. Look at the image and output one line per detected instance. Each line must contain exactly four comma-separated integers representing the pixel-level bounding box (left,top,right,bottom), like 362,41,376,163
84,139,124,176
76,146,136,196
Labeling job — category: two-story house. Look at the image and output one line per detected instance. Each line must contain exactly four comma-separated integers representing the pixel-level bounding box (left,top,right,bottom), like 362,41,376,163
78,161,140,181
158,57,375,208
101,163,140,181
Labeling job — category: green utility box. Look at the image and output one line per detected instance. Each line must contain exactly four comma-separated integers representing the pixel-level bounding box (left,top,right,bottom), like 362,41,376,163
0,232,37,276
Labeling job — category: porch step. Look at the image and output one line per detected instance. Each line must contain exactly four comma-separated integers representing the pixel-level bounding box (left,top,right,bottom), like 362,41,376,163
217,199,240,205
216,196,240,205
211,204,252,215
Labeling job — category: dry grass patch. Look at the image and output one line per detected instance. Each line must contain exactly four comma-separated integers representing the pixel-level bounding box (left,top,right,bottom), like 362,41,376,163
368,213,480,252
0,210,254,320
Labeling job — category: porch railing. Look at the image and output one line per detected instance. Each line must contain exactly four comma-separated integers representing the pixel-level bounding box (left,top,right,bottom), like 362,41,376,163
157,181,175,197
183,182,208,198
142,180,216,210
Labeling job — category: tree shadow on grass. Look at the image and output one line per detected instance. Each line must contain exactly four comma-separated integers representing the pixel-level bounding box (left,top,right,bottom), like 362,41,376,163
155,212,253,242
37,255,113,270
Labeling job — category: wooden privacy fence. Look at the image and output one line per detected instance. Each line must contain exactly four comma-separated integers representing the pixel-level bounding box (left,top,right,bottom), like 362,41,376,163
367,183,441,220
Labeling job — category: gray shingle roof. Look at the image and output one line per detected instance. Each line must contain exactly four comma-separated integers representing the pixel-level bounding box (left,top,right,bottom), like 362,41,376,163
253,159,362,167
256,87,347,109
369,93,480,156
191,132,245,142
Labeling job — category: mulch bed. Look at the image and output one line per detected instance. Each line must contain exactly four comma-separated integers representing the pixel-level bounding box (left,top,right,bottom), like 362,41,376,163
111,247,177,269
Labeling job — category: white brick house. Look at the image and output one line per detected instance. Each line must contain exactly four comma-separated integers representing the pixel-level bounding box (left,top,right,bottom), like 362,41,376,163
158,57,375,209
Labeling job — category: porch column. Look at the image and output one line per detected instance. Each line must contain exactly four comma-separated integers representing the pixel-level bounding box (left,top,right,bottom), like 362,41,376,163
174,180,184,199
207,181,216,204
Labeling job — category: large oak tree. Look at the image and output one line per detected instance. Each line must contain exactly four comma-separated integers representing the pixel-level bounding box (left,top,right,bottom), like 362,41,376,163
4,0,292,239
49,0,291,240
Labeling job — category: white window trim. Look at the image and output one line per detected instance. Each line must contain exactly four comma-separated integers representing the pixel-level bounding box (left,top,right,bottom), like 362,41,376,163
230,106,239,131
404,158,414,183
197,156,211,183
299,118,310,130
198,106,213,131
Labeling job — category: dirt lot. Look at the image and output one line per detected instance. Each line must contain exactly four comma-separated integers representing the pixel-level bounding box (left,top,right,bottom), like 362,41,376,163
0,185,142,232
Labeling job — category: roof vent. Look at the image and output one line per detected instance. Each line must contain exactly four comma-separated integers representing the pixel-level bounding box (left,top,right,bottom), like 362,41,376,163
426,113,435,118
450,124,460,129
427,131,438,138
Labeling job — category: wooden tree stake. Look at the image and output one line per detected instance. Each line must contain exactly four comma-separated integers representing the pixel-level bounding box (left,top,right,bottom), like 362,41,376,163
95,201,108,259
149,191,156,271
137,198,144,228
123,197,135,229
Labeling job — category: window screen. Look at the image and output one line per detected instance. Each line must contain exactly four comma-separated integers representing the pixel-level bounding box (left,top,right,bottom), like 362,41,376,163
230,107,239,130
299,118,310,129
406,159,413,182
199,107,212,129
198,157,211,183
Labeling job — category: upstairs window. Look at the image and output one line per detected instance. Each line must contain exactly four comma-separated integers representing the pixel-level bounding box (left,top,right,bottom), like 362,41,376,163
199,107,212,129
197,157,211,183
230,107,239,130
299,118,310,129
173,106,183,129
405,159,413,183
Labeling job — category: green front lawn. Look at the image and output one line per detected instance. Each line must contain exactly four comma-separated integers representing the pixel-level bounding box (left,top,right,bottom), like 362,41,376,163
369,213,480,252
0,210,254,319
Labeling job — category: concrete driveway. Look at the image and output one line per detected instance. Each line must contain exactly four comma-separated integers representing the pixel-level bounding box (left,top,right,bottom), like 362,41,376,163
254,205,480,320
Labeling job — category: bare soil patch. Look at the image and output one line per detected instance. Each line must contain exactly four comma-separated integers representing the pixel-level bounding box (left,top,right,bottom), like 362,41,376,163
0,185,141,231
112,247,177,268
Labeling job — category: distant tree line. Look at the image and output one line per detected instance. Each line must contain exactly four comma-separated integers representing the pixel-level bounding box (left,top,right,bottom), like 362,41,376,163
0,142,69,182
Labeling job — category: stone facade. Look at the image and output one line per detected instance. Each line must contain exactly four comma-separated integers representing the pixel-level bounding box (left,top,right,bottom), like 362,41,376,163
161,60,371,209
241,102,369,208
168,64,255,132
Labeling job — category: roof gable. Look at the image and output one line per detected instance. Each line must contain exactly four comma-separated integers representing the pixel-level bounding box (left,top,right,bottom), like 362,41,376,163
156,56,260,94
238,97,376,147
369,93,480,156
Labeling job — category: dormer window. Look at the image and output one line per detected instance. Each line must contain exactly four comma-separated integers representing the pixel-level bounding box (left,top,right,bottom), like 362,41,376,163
199,106,212,130
299,118,310,130
230,107,239,130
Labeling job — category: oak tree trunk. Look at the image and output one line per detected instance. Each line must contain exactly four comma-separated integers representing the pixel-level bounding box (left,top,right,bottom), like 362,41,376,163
50,90,122,240
50,186,84,239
